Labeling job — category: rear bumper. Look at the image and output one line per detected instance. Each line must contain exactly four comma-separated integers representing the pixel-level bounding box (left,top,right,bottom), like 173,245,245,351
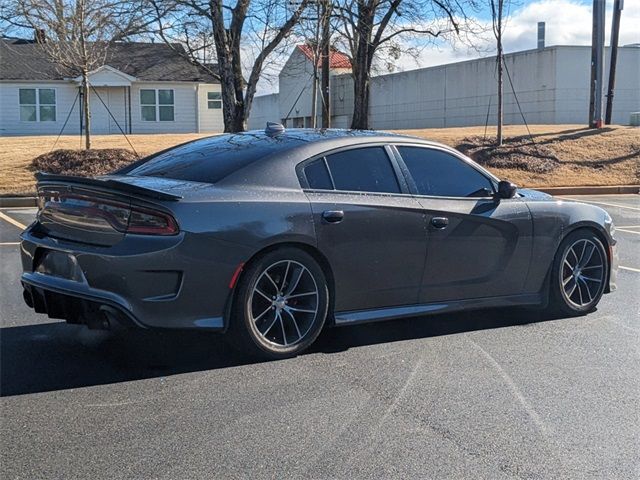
19,226,245,331
22,275,142,329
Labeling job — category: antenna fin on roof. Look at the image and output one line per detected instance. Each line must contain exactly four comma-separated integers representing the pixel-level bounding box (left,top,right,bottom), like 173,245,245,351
265,122,285,136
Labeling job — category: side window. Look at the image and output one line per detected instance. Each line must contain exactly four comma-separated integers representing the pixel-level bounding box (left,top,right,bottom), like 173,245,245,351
19,88,56,122
304,159,333,190
398,146,494,197
325,147,400,194
207,91,222,109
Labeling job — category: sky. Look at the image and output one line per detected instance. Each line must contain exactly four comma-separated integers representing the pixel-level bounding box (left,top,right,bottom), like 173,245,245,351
257,0,640,94
399,0,640,69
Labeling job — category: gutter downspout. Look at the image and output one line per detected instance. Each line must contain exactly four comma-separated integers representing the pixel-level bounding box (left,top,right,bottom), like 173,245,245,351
195,84,200,133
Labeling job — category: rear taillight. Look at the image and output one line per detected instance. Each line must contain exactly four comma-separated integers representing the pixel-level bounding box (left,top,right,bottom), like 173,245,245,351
127,206,179,235
37,192,179,236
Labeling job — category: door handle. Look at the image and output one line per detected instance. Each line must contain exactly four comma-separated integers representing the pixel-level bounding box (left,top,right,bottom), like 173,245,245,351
430,216,449,229
322,210,344,224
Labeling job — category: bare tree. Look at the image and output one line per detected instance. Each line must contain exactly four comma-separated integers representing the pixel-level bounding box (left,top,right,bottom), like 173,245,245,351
2,0,147,148
335,0,474,130
150,0,309,132
489,0,507,145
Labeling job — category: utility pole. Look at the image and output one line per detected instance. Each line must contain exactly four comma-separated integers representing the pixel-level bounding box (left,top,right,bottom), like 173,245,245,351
320,0,331,128
588,0,605,128
495,0,504,146
605,0,623,125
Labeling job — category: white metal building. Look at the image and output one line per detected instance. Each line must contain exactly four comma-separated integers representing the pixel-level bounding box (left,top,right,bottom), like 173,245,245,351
249,44,640,129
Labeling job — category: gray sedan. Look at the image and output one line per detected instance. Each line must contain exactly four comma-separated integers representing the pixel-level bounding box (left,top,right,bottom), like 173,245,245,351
20,126,618,358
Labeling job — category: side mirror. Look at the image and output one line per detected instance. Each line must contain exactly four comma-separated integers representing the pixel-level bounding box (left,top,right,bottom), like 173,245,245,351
496,180,517,199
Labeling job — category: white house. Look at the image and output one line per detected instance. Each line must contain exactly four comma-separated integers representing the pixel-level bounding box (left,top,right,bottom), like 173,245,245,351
0,39,224,136
249,43,640,129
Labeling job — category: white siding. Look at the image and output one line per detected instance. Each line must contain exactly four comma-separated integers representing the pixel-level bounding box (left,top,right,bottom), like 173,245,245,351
130,82,197,134
278,48,320,127
197,83,224,133
0,81,81,136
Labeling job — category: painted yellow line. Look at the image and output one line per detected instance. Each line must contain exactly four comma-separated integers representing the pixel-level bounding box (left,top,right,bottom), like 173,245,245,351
617,228,640,235
0,242,20,246
620,266,640,273
0,211,27,230
559,197,640,212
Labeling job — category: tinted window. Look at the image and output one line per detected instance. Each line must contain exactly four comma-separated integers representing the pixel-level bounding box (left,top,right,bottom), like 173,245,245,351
123,134,307,184
304,159,333,190
398,147,494,197
325,147,400,193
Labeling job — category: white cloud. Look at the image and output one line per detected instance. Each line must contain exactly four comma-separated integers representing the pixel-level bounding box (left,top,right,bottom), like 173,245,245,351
405,0,640,70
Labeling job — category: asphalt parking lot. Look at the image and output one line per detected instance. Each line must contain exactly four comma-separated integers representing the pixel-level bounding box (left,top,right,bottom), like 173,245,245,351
1,194,638,479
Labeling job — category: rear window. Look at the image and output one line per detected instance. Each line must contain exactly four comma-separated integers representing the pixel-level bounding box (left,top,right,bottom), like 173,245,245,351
123,134,303,184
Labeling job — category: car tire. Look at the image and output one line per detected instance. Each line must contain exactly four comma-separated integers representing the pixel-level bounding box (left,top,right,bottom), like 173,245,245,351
548,229,608,317
228,247,329,359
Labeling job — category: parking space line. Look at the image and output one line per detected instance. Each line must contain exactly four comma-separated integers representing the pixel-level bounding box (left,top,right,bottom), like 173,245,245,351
617,228,640,235
0,211,27,230
559,197,640,212
0,242,20,246
620,266,640,273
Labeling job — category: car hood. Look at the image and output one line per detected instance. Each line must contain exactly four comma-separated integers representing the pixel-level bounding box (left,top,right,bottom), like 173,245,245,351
517,188,553,201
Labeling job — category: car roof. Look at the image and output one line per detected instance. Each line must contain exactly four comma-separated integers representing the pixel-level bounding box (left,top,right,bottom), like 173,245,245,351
123,128,456,190
216,128,451,189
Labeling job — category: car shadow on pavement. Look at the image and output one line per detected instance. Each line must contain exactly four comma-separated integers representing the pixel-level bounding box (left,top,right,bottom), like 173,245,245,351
1,308,560,397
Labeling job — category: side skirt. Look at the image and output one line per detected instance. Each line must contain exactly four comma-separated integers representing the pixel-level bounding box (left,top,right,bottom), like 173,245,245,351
333,293,542,326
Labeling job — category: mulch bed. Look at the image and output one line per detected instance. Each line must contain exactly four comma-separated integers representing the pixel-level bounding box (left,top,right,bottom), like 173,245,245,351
457,136,560,174
31,149,139,177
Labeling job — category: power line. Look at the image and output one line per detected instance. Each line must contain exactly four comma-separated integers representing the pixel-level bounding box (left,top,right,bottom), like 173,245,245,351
503,60,539,153
50,89,80,153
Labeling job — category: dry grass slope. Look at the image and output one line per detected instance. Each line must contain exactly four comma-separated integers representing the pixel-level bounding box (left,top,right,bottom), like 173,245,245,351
0,125,638,195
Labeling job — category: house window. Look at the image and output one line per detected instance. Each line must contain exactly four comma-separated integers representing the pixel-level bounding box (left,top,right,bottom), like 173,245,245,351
207,91,222,109
19,88,56,122
140,89,174,121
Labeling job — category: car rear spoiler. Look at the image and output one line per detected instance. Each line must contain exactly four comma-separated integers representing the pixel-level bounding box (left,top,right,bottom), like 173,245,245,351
35,172,183,201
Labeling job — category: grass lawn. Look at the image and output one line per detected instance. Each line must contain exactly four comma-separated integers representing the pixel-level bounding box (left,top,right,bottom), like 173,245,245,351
0,125,638,195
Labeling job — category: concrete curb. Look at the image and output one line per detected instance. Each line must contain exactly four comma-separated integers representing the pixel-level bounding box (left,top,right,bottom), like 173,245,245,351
0,196,37,208
536,185,639,195
0,185,637,208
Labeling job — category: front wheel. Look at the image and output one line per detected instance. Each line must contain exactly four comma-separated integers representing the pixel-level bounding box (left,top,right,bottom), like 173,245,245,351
548,229,608,316
228,248,329,359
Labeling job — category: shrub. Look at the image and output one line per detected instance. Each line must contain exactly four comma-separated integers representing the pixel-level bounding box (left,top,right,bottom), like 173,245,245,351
32,148,139,177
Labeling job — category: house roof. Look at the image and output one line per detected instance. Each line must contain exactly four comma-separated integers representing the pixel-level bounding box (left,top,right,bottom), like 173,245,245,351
0,39,219,83
297,44,351,69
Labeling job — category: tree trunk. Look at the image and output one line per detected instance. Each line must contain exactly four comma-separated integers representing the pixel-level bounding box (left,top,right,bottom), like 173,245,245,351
350,3,374,130
82,69,91,149
351,67,370,130
496,46,503,146
217,52,246,132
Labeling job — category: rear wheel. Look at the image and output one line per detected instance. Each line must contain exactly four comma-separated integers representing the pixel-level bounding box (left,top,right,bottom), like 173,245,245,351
548,229,608,316
228,248,329,359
